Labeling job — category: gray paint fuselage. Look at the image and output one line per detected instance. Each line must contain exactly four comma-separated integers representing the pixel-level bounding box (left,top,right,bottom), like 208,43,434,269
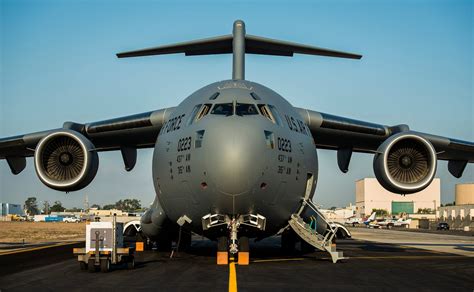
150,80,318,238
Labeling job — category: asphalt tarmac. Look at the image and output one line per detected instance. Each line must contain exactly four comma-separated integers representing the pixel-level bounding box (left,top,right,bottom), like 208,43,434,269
1,233,473,291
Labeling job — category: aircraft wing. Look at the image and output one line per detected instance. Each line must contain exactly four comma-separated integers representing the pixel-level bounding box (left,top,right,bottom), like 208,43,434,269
295,107,474,178
0,107,175,173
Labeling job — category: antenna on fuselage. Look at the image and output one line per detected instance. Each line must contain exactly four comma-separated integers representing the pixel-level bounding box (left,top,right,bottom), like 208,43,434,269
116,20,362,81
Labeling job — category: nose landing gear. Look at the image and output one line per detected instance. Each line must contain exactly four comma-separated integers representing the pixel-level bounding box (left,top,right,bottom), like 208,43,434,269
202,213,266,265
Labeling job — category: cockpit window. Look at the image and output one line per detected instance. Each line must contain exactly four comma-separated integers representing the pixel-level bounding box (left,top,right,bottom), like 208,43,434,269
258,104,282,125
250,92,261,100
267,105,283,125
236,103,259,116
211,103,233,116
187,104,202,126
209,92,220,100
196,104,212,121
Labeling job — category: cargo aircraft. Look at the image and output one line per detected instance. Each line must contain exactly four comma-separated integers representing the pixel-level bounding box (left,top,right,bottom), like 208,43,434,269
1,20,473,264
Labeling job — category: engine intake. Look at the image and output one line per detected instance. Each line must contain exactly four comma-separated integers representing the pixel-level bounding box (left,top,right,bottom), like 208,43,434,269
34,130,99,192
373,132,437,194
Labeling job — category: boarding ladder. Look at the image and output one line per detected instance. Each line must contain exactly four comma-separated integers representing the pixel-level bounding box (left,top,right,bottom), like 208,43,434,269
288,199,346,263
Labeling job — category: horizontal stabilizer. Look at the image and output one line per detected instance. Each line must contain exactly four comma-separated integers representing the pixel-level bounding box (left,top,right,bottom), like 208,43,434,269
117,35,362,59
245,35,362,59
117,35,233,58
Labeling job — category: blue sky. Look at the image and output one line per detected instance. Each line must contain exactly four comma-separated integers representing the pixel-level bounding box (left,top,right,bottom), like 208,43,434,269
0,0,472,209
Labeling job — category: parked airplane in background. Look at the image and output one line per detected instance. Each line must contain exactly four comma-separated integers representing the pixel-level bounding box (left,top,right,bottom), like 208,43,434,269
393,218,411,228
363,212,377,226
345,216,362,226
345,212,377,226
1,20,473,264
367,215,413,229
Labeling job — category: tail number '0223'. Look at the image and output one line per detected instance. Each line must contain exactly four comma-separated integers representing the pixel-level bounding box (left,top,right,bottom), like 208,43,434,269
178,137,192,152
277,137,292,152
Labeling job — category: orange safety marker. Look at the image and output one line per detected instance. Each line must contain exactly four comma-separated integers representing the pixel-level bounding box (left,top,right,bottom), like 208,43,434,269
238,252,249,265
217,251,228,265
136,242,144,252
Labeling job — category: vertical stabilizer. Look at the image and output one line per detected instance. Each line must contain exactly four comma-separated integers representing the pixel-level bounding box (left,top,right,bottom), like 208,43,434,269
232,20,246,80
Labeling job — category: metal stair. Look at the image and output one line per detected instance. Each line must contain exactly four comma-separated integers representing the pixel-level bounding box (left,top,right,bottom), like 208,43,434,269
288,199,346,263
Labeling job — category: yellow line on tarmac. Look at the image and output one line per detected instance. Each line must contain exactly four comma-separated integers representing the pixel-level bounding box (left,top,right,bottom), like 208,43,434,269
0,241,81,256
228,260,238,292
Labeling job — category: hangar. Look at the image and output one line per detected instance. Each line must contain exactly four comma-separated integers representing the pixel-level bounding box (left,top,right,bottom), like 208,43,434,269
355,178,440,217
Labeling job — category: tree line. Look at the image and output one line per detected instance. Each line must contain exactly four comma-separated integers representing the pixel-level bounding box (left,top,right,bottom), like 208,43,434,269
23,197,143,215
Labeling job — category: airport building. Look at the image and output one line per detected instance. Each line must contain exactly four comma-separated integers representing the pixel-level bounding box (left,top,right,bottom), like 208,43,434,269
437,183,474,230
88,208,128,217
1,203,24,216
355,178,440,217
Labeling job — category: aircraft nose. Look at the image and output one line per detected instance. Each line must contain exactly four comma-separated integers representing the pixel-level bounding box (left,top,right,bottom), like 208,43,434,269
206,120,265,196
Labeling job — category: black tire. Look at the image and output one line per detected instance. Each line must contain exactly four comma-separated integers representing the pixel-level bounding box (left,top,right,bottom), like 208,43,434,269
79,261,87,271
281,230,297,254
127,256,135,270
217,236,228,252
239,236,249,252
157,233,172,252
100,259,110,273
300,240,315,254
337,229,347,239
88,259,96,273
135,232,150,250
177,231,192,251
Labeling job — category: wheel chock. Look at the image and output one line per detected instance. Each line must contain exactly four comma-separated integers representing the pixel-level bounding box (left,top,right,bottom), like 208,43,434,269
136,242,144,252
238,252,249,265
217,251,228,265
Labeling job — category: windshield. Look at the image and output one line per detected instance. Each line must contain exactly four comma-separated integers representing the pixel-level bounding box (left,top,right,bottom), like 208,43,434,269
236,103,259,116
211,103,233,115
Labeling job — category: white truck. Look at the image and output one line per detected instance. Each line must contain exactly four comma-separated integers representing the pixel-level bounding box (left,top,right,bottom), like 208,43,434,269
63,216,80,223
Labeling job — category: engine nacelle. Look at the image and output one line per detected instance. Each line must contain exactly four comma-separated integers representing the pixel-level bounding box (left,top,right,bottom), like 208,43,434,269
34,130,99,192
373,132,437,194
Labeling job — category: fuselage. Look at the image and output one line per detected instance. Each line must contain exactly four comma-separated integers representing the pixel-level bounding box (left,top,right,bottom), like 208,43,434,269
151,80,318,237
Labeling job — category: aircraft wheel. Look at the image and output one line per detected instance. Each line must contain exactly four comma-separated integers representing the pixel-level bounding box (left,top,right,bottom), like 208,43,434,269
100,259,110,273
239,236,249,252
281,230,297,254
300,240,315,254
177,231,192,251
136,232,150,250
88,259,96,273
127,256,135,270
217,236,228,252
157,234,172,252
79,261,87,271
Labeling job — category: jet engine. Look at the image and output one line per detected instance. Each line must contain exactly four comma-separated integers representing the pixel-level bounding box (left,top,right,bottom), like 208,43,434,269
34,130,99,192
373,132,437,194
